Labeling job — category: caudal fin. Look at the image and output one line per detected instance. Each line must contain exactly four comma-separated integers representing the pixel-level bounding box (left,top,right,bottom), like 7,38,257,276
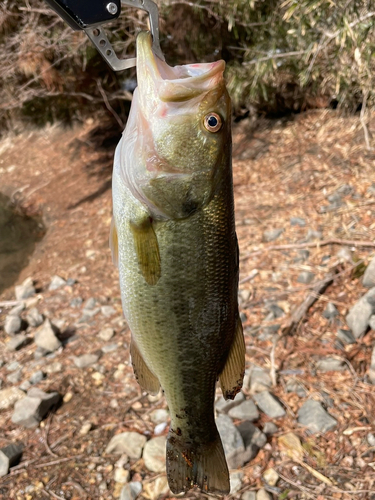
166,429,229,495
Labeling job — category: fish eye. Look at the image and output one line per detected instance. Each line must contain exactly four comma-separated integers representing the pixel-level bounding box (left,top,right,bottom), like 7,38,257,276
203,113,222,133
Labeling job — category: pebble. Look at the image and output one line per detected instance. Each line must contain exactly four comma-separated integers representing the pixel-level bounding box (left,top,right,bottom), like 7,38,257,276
263,422,278,435
290,217,306,227
285,379,306,398
70,297,83,308
363,258,375,288
98,327,115,341
263,228,284,242
34,320,62,352
101,343,119,353
7,369,23,384
297,400,337,433
0,443,23,477
84,297,96,310
44,362,63,374
114,467,130,484
8,303,25,316
216,414,245,469
297,271,315,284
242,492,256,500
120,482,142,500
264,302,285,320
6,334,28,352
247,367,272,394
316,357,346,372
150,409,169,425
253,391,286,419
29,370,45,384
143,436,166,472
7,361,21,372
26,308,44,328
19,381,31,392
237,421,267,463
337,329,356,345
346,287,375,338
216,391,245,413
73,353,100,368
305,229,322,241
80,422,92,435
0,387,25,410
323,302,339,320
262,467,279,486
101,305,116,317
34,347,50,360
105,432,147,459
294,249,310,262
11,388,61,428
66,278,76,286
228,399,259,421
143,476,169,500
48,275,66,291
367,433,375,447
257,488,271,500
230,471,244,494
15,277,35,300
4,314,22,335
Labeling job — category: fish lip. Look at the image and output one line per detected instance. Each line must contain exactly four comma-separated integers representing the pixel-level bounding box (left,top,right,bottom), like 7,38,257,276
136,31,225,101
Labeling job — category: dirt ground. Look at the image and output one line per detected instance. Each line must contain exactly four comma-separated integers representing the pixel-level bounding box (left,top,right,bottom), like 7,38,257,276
1,110,375,499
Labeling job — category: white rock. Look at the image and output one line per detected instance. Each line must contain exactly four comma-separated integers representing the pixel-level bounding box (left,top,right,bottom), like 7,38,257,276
34,320,61,352
15,277,35,300
105,432,147,459
0,387,25,410
143,436,166,472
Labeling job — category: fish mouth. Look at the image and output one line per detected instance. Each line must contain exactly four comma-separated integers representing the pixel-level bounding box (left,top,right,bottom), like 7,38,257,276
136,31,225,102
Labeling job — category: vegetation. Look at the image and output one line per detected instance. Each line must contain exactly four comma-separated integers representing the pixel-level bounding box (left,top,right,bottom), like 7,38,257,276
0,0,374,131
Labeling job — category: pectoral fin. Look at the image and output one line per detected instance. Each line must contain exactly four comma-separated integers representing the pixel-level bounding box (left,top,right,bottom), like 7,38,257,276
130,338,160,395
109,216,119,267
219,317,245,400
130,218,161,285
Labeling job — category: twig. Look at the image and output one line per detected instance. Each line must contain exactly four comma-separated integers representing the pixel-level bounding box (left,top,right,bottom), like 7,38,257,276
277,472,328,499
360,89,372,150
96,80,125,129
43,413,58,458
33,454,83,468
243,50,308,66
0,301,22,308
270,334,277,387
42,489,65,500
63,481,88,498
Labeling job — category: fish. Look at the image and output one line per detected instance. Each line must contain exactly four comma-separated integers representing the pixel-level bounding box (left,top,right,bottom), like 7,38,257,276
110,31,245,495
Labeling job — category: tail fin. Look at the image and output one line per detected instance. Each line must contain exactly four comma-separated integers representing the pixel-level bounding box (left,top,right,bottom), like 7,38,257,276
166,429,229,495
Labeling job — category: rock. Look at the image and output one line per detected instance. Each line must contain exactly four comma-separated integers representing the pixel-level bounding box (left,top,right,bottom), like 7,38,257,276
248,367,272,394
15,277,35,300
7,370,23,384
143,476,169,500
263,422,278,435
367,433,375,447
264,302,285,319
316,357,346,372
143,436,166,472
105,432,147,459
297,400,337,434
101,305,116,317
19,381,31,392
44,362,62,374
150,409,169,425
294,249,310,262
285,379,306,398
233,421,266,466
4,315,22,335
263,228,284,242
101,343,119,353
11,389,61,428
263,467,279,486
297,271,315,284
253,391,285,419
98,327,115,342
323,302,339,320
34,347,50,359
0,443,23,477
242,492,256,500
26,308,44,328
363,258,375,288
305,229,322,241
48,275,66,291
120,482,142,500
228,399,259,421
290,217,306,227
230,471,244,494
154,422,167,435
66,278,77,286
0,387,25,410
257,488,271,500
337,329,356,345
70,297,83,308
7,361,20,372
346,287,375,338
8,303,25,316
84,297,96,310
216,391,245,413
73,353,100,368
29,370,45,384
79,422,92,436
114,467,130,484
216,414,245,469
34,320,62,352
6,334,29,352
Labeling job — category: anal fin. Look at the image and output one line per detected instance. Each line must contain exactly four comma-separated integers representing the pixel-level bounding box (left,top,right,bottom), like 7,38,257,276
130,217,161,285
219,316,245,400
109,216,119,267
130,338,160,395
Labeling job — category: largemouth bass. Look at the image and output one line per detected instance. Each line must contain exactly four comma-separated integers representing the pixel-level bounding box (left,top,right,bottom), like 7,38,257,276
110,31,245,495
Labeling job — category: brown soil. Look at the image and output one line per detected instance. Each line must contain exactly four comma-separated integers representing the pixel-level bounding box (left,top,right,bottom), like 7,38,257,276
1,110,375,499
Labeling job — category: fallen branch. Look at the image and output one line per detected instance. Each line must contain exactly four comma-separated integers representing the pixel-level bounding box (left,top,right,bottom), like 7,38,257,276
33,454,83,468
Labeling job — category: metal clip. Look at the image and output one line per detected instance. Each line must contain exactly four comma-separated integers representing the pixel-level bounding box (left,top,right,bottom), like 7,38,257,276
84,0,164,71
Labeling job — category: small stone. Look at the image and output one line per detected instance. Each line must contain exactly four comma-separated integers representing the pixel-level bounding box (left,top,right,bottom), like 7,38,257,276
264,302,285,319
120,482,142,500
363,258,375,288
8,303,25,316
297,271,315,284
98,327,115,341
105,432,147,459
263,228,284,242
0,443,23,477
242,492,256,500
316,357,346,372
154,422,167,435
143,476,169,500
228,399,259,421
336,247,352,262
253,391,285,418
114,468,130,484
323,302,339,320
143,436,166,472
48,275,66,291
70,297,83,308
15,277,35,301
84,298,96,310
101,343,119,353
80,422,92,435
7,369,23,384
6,334,28,352
216,414,245,469
367,433,375,447
230,471,244,494
101,305,116,317
4,315,22,335
256,488,271,500
337,329,356,345
150,409,169,425
216,391,245,413
305,229,322,241
290,217,306,227
19,381,31,392
34,320,62,352
11,389,61,428
263,422,278,435
294,249,310,262
63,392,73,403
6,361,21,372
66,278,77,286
110,399,119,409
346,287,375,338
297,400,337,434
237,421,267,464
248,367,272,394
262,467,279,486
29,370,45,385
34,347,50,359
0,387,25,410
73,353,100,368
26,308,44,328
285,379,306,398
44,362,62,374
